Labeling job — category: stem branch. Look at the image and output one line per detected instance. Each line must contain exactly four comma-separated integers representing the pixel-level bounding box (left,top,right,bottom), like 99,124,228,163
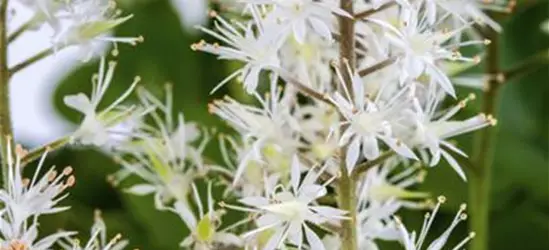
275,68,334,106
7,18,34,44
9,47,55,75
358,57,396,77
353,151,395,179
21,136,71,167
354,2,397,20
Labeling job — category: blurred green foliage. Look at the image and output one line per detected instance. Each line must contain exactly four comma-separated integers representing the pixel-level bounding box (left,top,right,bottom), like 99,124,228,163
17,0,548,249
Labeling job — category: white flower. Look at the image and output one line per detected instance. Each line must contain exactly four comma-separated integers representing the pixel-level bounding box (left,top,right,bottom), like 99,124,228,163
64,57,140,147
176,183,242,249
0,142,76,249
17,0,62,29
53,0,143,60
209,82,300,185
356,158,428,249
279,34,337,92
394,196,475,250
134,85,204,164
244,0,351,43
218,135,281,197
57,210,129,250
329,64,417,173
111,86,210,211
369,7,487,97
222,156,347,250
193,10,281,94
114,124,201,211
422,0,515,33
402,93,496,180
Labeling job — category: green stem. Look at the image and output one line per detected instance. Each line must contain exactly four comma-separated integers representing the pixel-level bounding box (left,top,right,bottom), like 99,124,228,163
358,57,396,77
0,0,11,189
337,0,358,249
354,1,397,20
7,18,33,44
20,136,71,167
9,47,55,75
353,151,395,179
469,26,501,250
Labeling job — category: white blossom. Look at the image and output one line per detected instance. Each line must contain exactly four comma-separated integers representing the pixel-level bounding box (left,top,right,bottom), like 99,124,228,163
356,158,429,249
329,64,417,173
243,0,351,43
176,183,242,250
394,196,475,250
64,57,141,147
112,87,209,210
57,210,129,250
401,93,496,180
368,7,487,97
53,0,143,60
422,0,516,33
192,10,282,93
0,141,76,249
209,81,300,185
222,156,346,250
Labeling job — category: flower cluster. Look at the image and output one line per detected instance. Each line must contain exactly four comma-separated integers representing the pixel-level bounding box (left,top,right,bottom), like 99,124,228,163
13,0,143,60
3,0,512,249
0,141,76,249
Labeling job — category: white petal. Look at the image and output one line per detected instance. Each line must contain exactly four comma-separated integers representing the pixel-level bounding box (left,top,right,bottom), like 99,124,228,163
293,20,307,44
287,221,303,248
263,227,285,250
309,17,332,41
239,196,270,207
243,66,261,93
441,150,467,181
310,205,348,220
304,224,325,250
124,184,157,196
362,135,380,160
291,155,301,192
174,201,198,229
64,93,93,113
213,232,243,246
429,147,441,166
257,214,280,227
426,63,456,98
382,136,417,160
345,136,361,173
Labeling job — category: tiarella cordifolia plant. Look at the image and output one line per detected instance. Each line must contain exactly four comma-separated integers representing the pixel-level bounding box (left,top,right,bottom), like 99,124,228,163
1,0,533,250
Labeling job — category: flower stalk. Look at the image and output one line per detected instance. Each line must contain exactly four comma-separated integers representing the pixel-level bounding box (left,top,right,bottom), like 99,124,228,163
0,0,11,189
469,24,501,250
337,0,358,249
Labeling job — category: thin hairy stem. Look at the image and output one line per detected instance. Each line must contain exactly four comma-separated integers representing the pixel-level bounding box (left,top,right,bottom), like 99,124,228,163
20,136,71,167
337,1,358,249
7,18,34,43
354,1,397,20
0,0,11,188
275,68,334,106
353,151,395,180
358,57,396,77
469,26,500,250
9,47,55,75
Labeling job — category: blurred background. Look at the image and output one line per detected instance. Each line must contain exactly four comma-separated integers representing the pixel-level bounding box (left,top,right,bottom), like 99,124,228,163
9,0,548,249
